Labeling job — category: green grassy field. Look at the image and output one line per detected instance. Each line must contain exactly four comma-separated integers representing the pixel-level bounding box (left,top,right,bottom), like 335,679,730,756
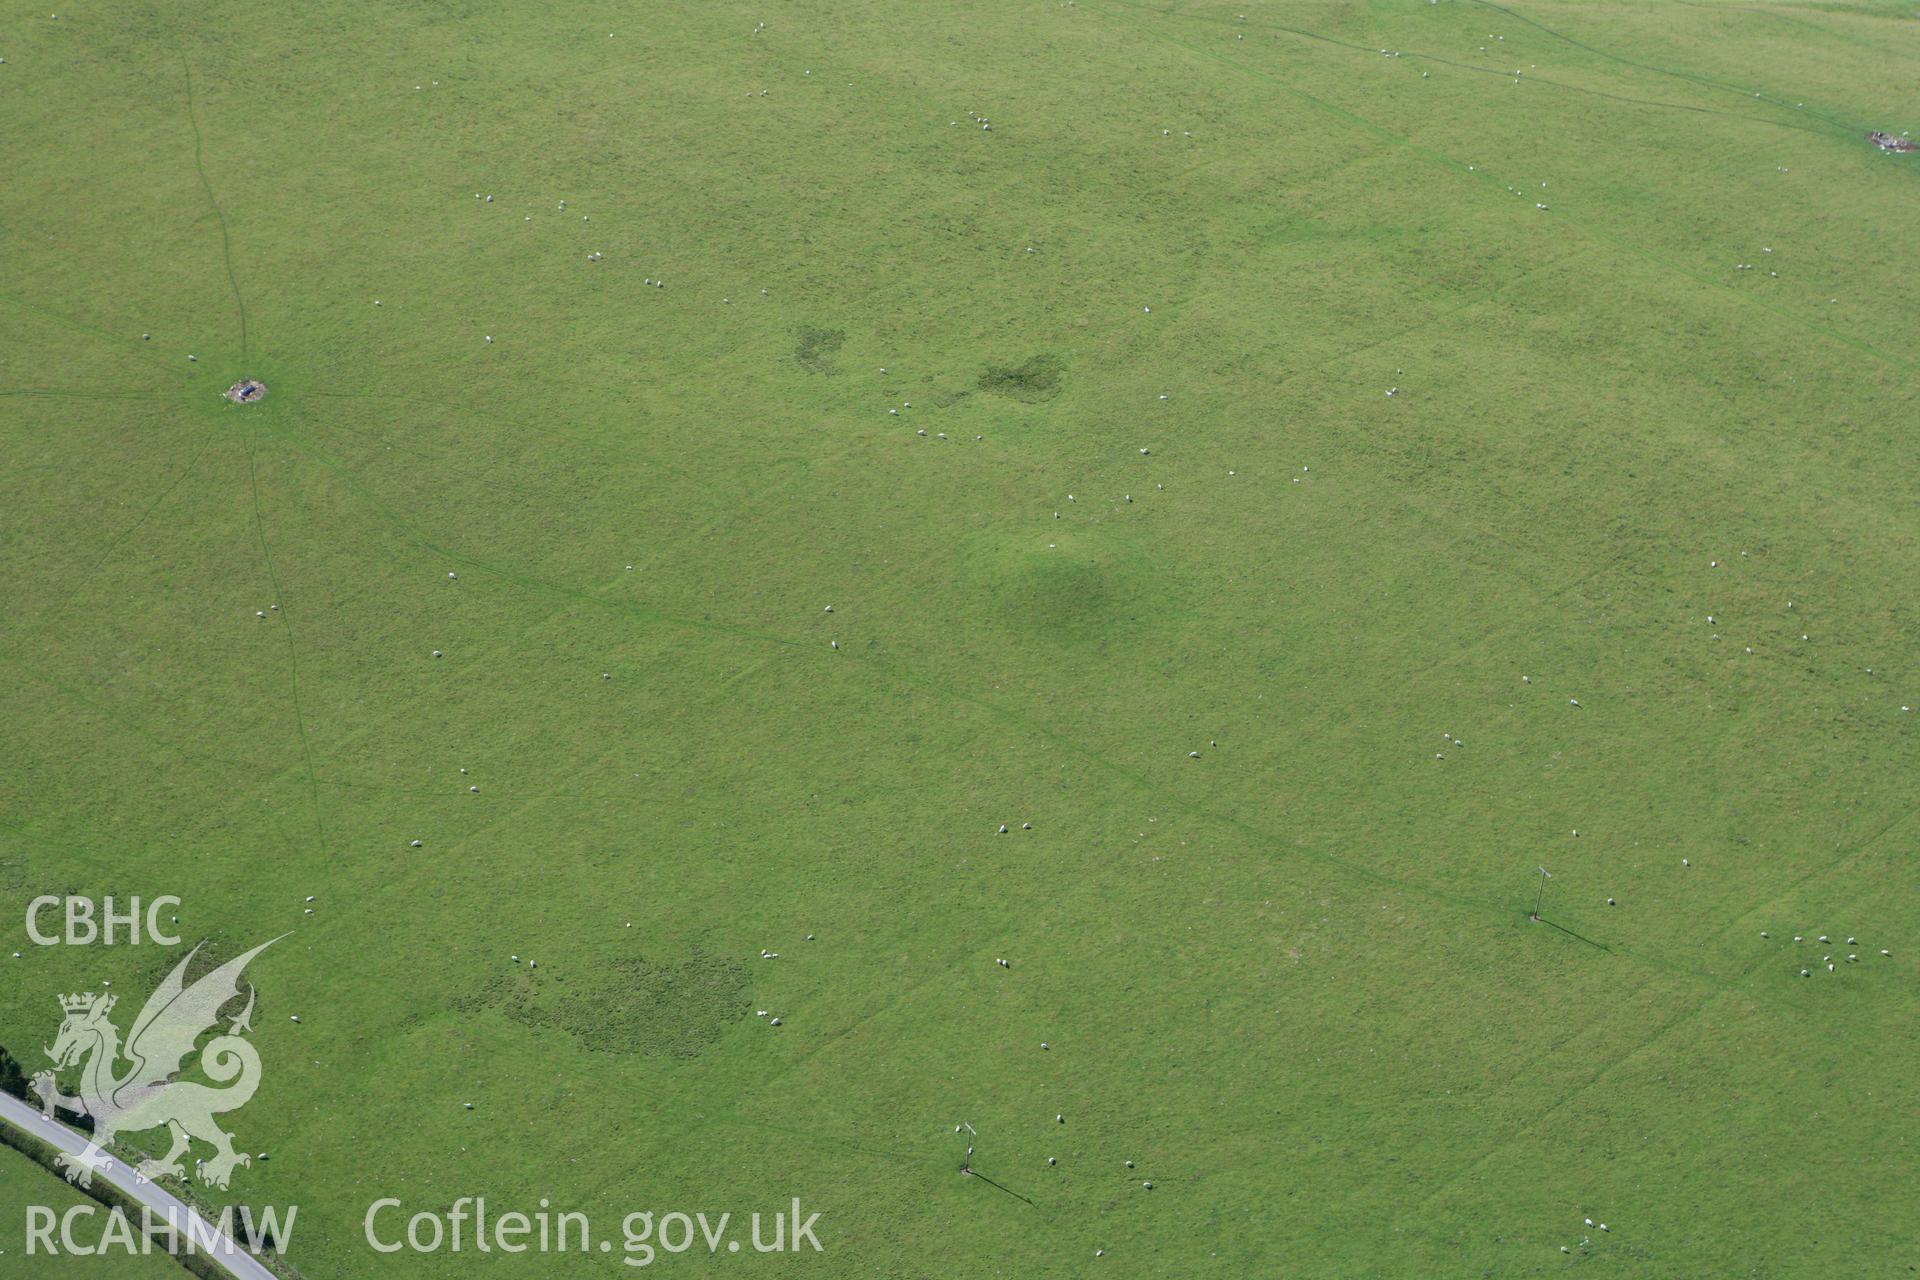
0,1144,188,1279
2,0,1916,1274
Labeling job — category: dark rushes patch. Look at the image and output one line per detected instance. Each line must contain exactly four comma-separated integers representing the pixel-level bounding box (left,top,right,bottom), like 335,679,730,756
977,353,1062,403
494,949,748,1059
794,326,845,375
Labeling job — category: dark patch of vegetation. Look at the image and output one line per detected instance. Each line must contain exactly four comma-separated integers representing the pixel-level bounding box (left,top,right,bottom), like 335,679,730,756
977,353,1063,403
794,326,846,375
0,1045,29,1101
499,950,747,1058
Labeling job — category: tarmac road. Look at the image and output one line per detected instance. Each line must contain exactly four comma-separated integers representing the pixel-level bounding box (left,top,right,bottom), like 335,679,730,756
0,1090,280,1280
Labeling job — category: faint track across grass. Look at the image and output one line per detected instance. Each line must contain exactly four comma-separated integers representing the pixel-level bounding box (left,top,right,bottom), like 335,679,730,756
180,52,248,360
248,428,327,860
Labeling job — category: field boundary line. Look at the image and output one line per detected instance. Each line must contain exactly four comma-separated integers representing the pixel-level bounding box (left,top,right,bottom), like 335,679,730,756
0,388,184,402
264,416,1878,1025
1392,981,1733,1228
9,421,218,653
180,52,248,359
1467,0,1861,134
1083,0,1917,376
0,292,194,381
248,429,327,860
1107,0,1831,135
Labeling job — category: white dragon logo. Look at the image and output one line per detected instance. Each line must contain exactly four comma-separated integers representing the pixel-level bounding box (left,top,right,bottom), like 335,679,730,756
30,937,281,1190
